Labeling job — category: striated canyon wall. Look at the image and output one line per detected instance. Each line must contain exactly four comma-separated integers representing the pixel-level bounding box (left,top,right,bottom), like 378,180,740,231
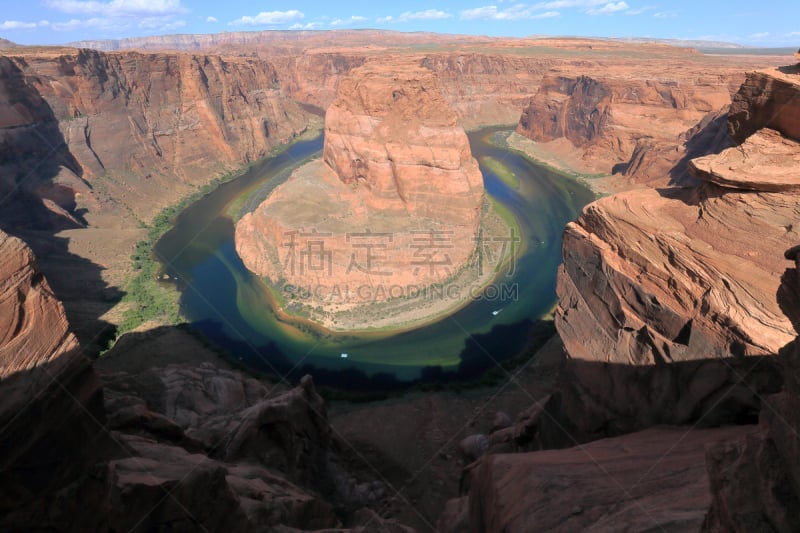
555,66,800,365
516,71,738,180
440,61,800,533
0,48,314,226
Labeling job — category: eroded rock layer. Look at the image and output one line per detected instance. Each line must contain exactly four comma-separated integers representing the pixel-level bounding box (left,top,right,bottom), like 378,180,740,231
516,72,738,181
555,67,800,365
236,64,484,310
0,230,78,375
0,49,313,225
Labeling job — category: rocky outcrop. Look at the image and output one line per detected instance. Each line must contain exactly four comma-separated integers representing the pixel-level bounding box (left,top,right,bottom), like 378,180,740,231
0,230,78,374
729,66,800,144
441,425,755,533
701,248,800,532
556,68,800,366
0,230,111,529
235,64,485,314
322,64,483,226
516,73,737,178
691,127,800,191
443,63,800,532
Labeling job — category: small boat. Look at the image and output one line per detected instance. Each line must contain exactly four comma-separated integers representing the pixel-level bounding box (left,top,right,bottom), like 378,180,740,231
492,309,503,316
340,353,349,358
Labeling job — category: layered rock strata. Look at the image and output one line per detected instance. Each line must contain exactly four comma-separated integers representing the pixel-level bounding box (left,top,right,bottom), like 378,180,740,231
0,230,111,528
0,49,313,226
236,64,485,315
516,73,738,181
555,67,800,364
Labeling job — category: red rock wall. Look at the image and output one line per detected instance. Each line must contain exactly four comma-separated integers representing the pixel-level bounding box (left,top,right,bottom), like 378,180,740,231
1,49,313,223
729,67,800,143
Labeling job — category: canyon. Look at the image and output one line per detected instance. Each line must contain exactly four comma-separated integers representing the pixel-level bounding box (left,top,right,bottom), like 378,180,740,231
1,29,799,531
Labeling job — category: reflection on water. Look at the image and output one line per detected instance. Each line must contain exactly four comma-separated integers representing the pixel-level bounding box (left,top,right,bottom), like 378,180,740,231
154,128,594,388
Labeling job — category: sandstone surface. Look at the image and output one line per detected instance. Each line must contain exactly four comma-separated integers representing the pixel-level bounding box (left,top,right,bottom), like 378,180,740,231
556,67,800,365
441,425,755,533
0,230,78,375
0,230,111,529
516,72,736,181
729,66,800,144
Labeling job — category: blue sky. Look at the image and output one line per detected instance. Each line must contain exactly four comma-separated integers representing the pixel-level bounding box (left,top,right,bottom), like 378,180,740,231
1,0,798,47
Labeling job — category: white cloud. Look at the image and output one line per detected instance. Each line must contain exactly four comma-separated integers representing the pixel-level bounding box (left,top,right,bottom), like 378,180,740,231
535,0,607,8
330,15,368,27
50,17,117,31
461,5,559,21
398,9,452,22
138,16,185,30
45,0,187,17
230,10,304,26
625,6,653,15
206,16,217,23
289,22,322,30
748,32,770,40
653,11,677,19
587,1,629,15
0,20,39,30
379,9,452,23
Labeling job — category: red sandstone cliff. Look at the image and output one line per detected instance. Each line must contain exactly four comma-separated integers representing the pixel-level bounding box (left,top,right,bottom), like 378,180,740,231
438,62,800,533
516,71,739,181
0,48,314,225
0,231,78,374
555,67,800,365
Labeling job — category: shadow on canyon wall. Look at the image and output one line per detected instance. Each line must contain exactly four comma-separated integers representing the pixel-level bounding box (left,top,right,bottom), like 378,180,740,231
0,58,121,354
526,352,785,451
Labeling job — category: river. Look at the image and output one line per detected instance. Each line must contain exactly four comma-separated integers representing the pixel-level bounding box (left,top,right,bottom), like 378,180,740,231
154,127,594,389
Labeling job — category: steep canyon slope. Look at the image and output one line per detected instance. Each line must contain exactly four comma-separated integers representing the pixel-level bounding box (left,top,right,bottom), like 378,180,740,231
0,47,316,345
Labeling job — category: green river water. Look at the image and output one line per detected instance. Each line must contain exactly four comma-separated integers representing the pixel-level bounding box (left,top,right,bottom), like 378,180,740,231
153,127,594,389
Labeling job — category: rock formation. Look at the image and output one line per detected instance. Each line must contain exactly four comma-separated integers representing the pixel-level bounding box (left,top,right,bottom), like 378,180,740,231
516,72,739,181
0,48,313,225
0,232,413,530
555,67,800,365
0,229,111,528
0,230,78,374
235,63,485,316
440,61,800,533
441,425,755,532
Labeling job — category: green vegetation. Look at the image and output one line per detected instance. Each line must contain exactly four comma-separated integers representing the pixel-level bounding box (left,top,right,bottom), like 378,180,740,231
118,207,184,333
117,170,248,335
481,156,520,189
115,129,325,338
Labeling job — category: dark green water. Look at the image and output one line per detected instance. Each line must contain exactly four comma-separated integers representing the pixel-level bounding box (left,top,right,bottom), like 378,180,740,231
154,128,594,388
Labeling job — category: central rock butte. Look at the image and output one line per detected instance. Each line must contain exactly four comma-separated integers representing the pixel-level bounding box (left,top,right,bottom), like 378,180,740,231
235,63,497,329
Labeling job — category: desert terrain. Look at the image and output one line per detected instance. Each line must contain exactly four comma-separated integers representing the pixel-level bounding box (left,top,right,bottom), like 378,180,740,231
1,28,799,532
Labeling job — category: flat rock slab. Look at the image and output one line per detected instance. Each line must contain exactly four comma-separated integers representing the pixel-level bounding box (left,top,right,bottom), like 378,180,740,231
460,425,756,533
691,128,800,191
